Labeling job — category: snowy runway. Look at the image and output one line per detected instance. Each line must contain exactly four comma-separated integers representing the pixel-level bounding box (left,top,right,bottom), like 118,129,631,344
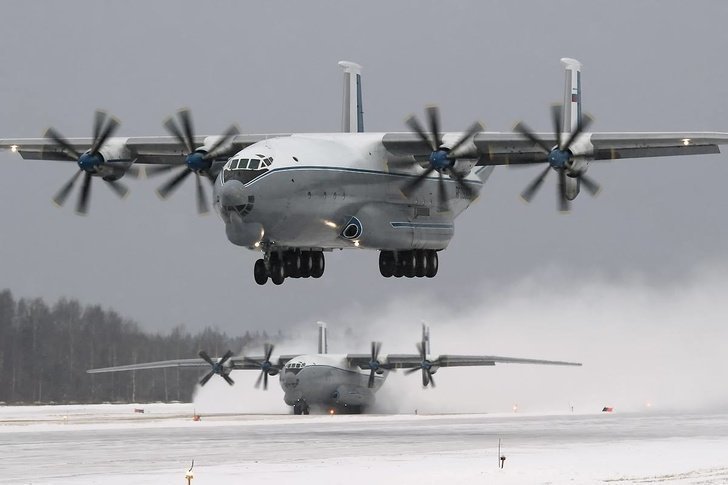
1,404,727,484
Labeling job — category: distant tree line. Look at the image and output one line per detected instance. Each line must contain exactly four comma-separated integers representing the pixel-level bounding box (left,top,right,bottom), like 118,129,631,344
0,290,282,404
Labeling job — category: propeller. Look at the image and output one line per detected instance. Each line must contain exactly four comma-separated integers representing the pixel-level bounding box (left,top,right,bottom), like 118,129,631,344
514,105,600,212
366,341,384,388
45,110,128,215
198,349,235,386
404,339,438,388
400,106,483,212
243,343,279,391
149,108,240,214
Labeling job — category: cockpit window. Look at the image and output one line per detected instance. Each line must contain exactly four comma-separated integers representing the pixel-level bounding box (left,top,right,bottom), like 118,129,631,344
222,154,273,184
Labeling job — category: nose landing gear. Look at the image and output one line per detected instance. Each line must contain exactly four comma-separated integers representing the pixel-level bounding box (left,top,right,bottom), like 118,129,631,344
379,250,438,278
254,249,325,285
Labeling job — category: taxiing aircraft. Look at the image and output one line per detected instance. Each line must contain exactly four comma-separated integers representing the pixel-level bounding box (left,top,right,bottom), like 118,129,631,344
3,59,727,284
87,322,581,414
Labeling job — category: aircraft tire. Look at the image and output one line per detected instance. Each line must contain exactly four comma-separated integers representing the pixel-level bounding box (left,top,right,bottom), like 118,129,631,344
300,251,312,278
379,251,394,277
403,251,416,278
254,259,268,285
415,250,427,277
285,251,301,278
311,252,325,278
425,250,438,278
270,260,285,285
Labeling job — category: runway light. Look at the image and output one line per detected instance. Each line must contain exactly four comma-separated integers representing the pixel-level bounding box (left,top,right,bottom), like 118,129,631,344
512,404,518,413
682,138,691,146
10,144,18,152
329,409,335,415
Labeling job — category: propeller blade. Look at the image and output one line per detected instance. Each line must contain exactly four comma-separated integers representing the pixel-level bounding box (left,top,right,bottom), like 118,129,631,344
417,341,425,360
125,164,144,179
104,179,128,199
254,371,264,389
426,369,435,388
437,173,449,212
92,110,105,146
368,370,375,389
558,169,571,213
580,173,601,196
198,351,214,366
52,169,83,207
402,166,435,196
562,114,593,152
219,350,234,366
44,128,81,160
222,374,235,386
199,371,215,387
263,372,268,390
264,343,274,362
76,172,93,215
520,165,551,203
203,125,240,160
447,121,484,157
449,169,476,200
405,115,436,152
179,109,196,154
194,174,209,215
551,104,563,150
90,111,119,155
422,369,429,387
426,105,442,150
404,367,421,375
163,116,190,153
157,167,192,199
513,122,552,154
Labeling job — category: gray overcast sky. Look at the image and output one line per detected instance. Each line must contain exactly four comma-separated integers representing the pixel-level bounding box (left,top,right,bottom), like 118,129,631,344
1,0,727,335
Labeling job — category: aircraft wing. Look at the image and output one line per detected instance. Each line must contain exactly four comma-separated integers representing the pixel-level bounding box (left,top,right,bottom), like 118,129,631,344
347,353,581,369
87,353,298,374
0,134,289,172
382,131,728,165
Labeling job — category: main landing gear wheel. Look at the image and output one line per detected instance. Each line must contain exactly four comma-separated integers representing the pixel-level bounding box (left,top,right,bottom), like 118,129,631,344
380,250,439,279
253,250,326,285
254,259,268,285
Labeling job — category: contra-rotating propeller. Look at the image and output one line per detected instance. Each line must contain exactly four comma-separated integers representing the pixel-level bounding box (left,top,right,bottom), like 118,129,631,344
198,349,235,386
404,339,438,388
514,105,600,212
243,343,280,390
147,108,239,214
366,341,386,389
400,106,483,212
46,110,129,215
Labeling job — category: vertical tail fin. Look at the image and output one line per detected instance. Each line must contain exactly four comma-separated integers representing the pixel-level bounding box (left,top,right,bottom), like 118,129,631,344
560,58,583,133
338,61,364,133
317,321,328,354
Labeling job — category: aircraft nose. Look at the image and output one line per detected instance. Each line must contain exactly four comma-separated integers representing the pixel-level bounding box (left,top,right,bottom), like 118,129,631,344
220,180,247,207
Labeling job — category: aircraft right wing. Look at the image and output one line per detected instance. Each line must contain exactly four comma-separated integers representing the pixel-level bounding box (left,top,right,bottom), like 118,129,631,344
347,353,581,370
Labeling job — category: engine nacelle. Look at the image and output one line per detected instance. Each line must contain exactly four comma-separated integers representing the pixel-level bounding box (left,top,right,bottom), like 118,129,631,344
94,139,135,181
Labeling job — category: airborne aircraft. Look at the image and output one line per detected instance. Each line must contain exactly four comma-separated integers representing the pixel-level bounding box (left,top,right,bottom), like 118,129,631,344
2,58,727,285
87,323,581,415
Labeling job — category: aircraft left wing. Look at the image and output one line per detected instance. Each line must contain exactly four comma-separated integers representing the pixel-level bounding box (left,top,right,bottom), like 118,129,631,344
383,131,728,166
87,353,299,374
346,353,581,369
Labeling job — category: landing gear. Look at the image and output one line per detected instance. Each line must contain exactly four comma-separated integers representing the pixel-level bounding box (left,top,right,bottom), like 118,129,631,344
254,250,326,285
379,250,439,279
293,400,310,415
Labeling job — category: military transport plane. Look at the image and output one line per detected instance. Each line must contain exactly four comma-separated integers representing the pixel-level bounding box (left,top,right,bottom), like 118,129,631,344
2,59,727,285
87,323,581,414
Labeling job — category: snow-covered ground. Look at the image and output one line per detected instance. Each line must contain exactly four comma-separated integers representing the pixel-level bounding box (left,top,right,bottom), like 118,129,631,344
1,404,727,484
